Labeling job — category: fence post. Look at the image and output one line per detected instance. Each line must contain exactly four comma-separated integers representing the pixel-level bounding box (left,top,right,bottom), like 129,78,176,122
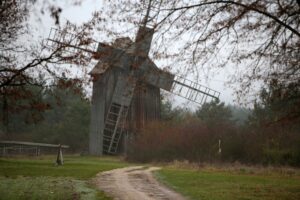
56,144,63,166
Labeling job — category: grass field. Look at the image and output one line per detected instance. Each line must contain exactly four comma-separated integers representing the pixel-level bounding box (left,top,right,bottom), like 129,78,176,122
2,156,300,200
0,155,130,200
156,166,300,200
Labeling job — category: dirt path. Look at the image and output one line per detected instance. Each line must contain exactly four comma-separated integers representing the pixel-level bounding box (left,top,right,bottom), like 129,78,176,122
93,166,186,200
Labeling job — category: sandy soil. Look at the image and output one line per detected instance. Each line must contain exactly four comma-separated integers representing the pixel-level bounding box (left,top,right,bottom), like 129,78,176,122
93,166,186,200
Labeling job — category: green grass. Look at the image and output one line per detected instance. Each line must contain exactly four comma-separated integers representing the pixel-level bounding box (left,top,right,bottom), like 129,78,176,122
156,168,300,200
0,155,129,200
0,177,98,200
0,155,130,179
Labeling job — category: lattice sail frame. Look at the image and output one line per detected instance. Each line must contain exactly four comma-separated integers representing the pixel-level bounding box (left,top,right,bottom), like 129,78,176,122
46,28,98,57
170,76,220,105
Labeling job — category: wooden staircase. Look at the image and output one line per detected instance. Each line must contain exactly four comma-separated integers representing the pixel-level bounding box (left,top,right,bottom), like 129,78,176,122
102,76,135,154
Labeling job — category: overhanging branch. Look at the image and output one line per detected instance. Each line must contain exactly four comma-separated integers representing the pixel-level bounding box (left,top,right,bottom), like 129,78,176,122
165,1,300,38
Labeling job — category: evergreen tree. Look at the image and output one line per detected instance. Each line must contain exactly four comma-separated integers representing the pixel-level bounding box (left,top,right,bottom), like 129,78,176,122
195,100,233,126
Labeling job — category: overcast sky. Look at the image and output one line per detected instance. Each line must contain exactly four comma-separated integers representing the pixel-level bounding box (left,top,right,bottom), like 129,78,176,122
30,0,238,109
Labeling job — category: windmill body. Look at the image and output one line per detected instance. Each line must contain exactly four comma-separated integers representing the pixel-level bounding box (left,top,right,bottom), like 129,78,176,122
47,25,220,156
89,26,165,155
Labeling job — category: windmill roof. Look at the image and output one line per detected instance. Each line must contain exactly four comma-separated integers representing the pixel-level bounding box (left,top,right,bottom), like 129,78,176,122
89,36,159,77
89,61,110,75
112,37,133,49
89,56,160,76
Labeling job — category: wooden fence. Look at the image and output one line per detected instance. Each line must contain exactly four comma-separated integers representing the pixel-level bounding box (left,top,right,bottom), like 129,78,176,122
0,141,69,156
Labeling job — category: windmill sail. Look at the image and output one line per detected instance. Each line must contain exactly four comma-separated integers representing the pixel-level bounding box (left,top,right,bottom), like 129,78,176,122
170,76,220,105
134,26,155,57
141,65,220,105
46,28,98,55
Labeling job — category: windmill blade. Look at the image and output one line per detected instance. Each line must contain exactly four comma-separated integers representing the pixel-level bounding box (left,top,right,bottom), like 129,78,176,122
46,28,98,56
134,26,154,57
111,75,136,107
140,0,163,27
143,68,175,91
138,59,220,105
102,75,136,154
170,76,220,105
150,73,220,105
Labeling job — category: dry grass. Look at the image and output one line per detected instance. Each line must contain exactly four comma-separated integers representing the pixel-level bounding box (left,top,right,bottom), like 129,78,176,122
160,160,300,177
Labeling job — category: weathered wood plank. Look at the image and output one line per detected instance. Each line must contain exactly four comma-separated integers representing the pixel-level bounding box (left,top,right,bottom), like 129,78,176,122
0,141,69,148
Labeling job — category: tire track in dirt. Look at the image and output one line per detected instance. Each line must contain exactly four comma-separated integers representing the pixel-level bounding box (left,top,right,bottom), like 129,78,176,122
93,166,186,200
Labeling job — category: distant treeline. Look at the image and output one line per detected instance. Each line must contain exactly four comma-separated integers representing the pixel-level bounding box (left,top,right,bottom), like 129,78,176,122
0,79,90,152
1,79,299,166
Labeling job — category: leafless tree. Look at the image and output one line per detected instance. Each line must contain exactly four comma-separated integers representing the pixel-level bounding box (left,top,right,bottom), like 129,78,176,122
96,0,299,103
0,0,95,130
0,0,93,89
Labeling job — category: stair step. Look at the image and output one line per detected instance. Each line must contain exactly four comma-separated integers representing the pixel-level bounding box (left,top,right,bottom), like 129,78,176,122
106,119,117,124
105,121,116,126
108,112,120,116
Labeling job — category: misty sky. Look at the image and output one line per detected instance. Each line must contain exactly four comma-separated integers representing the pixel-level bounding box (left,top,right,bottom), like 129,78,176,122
29,0,239,109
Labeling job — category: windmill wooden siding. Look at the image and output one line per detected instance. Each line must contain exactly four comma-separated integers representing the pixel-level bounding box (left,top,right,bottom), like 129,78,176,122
89,65,161,155
90,67,122,155
128,82,161,132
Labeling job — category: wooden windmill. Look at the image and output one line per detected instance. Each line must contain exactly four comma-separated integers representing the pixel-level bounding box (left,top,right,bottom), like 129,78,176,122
46,1,220,156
